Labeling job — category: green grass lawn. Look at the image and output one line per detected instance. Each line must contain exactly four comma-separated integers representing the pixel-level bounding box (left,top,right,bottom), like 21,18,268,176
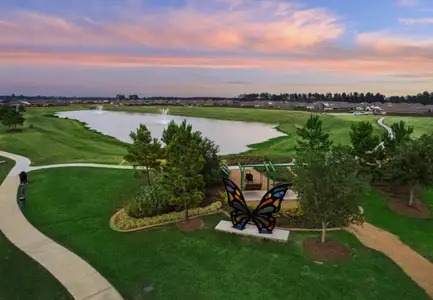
381,116,433,137
0,156,73,300
363,189,433,262
23,167,429,300
0,106,127,165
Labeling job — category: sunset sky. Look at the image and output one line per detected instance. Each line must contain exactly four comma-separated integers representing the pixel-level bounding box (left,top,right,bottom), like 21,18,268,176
1,0,433,97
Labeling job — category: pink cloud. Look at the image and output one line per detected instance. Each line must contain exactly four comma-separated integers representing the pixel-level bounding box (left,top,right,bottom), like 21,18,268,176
399,18,433,25
0,1,344,54
397,0,419,6
356,31,433,54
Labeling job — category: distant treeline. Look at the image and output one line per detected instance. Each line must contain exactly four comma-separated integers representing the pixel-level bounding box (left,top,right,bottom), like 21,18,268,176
3,91,433,105
238,91,433,105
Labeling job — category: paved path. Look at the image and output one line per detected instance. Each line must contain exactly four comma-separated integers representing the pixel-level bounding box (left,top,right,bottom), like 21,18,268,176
348,223,433,298
0,151,123,300
378,117,395,139
375,118,394,150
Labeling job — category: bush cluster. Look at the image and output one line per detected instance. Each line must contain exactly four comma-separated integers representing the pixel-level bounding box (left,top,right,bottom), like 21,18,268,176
125,184,169,218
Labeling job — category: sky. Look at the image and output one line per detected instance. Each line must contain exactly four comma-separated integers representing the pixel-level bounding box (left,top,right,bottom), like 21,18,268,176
1,0,433,97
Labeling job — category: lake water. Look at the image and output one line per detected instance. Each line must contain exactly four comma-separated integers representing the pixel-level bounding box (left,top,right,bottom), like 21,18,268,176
56,110,285,155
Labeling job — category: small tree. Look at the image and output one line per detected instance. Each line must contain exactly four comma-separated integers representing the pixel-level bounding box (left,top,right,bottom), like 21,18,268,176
18,104,26,113
124,124,162,184
383,120,414,153
161,121,205,221
296,115,332,153
385,134,433,206
1,106,25,130
350,121,382,176
291,146,368,243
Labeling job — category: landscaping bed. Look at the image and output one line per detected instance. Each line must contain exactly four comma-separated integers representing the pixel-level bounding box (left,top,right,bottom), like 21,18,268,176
112,202,222,231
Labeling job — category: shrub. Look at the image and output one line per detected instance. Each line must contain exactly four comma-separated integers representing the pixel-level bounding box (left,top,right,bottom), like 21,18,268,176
124,201,145,218
135,183,169,217
115,201,222,230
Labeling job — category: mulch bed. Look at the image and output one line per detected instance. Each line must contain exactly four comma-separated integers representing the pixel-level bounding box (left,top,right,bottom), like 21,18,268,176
376,186,432,218
387,199,431,218
303,238,351,262
176,218,205,232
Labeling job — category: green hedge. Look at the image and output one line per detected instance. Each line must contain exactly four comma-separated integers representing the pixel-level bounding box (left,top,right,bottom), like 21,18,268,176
115,201,222,230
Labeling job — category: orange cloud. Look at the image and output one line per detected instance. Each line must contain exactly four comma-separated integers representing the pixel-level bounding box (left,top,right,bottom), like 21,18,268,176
2,50,433,79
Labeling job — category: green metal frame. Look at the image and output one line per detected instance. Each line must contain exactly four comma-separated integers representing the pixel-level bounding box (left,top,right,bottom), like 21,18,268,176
236,161,297,191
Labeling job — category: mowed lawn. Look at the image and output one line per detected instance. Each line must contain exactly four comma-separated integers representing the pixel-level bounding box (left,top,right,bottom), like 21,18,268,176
382,116,433,137
23,167,429,300
0,106,127,165
363,189,433,262
0,156,72,300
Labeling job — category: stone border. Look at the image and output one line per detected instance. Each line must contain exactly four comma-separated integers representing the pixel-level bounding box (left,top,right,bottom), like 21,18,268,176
110,209,223,233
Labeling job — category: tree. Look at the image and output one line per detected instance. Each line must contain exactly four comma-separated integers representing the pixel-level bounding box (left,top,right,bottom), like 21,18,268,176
124,124,162,184
18,104,26,113
161,121,205,221
162,120,221,188
385,134,433,206
1,106,25,130
383,120,414,153
296,115,332,153
349,121,382,176
291,146,368,243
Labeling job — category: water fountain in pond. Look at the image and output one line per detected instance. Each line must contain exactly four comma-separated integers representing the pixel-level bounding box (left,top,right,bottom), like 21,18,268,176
159,108,169,124
95,105,104,115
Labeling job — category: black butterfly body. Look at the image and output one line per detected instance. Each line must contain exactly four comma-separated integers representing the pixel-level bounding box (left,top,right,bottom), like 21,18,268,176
222,178,290,234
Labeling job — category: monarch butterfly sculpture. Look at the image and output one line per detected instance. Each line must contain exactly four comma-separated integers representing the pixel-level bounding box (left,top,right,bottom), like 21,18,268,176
223,178,290,234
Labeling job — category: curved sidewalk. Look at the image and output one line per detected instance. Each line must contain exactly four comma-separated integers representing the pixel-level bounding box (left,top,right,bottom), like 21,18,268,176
0,151,123,300
378,117,394,139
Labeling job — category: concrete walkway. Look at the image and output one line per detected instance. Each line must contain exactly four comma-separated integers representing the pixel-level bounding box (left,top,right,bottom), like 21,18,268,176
378,117,395,139
348,223,433,298
0,151,123,300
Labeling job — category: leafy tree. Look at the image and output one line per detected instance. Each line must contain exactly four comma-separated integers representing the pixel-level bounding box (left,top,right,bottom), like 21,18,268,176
291,146,368,243
0,105,8,119
1,106,25,130
162,120,221,187
18,104,26,113
161,121,205,221
385,134,433,206
350,121,382,177
296,115,332,153
383,121,414,153
124,124,162,184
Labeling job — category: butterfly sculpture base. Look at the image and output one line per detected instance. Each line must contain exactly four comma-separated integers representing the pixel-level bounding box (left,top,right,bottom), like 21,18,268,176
215,220,290,242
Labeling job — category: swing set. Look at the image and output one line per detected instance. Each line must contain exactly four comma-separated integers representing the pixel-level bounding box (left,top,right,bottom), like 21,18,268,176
237,161,295,191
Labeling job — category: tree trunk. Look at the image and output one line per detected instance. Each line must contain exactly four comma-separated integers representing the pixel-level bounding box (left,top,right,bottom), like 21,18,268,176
321,222,327,244
409,183,415,206
184,201,189,221
146,167,151,185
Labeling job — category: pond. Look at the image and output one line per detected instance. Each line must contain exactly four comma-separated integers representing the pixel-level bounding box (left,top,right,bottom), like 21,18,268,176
56,110,285,155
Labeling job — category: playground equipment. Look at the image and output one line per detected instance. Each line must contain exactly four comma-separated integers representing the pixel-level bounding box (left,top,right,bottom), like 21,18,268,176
237,161,295,191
